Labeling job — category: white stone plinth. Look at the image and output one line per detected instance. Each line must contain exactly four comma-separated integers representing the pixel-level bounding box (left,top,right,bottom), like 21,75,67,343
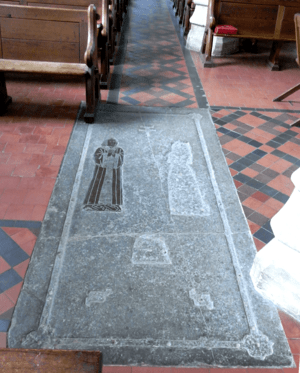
250,167,300,323
185,0,239,55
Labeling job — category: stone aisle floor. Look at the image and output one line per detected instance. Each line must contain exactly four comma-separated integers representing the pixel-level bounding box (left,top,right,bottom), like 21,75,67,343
0,0,300,369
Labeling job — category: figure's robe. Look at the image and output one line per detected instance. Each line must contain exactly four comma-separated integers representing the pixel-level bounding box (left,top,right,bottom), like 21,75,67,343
84,146,124,211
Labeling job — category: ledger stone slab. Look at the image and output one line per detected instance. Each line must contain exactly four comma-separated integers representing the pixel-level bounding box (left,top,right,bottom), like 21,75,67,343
9,106,294,367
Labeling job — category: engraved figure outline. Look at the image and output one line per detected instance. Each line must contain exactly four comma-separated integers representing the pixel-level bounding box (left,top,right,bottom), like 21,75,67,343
84,138,124,212
167,141,206,216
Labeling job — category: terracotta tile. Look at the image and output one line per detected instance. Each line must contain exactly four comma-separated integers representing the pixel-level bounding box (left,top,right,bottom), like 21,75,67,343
21,238,37,256
289,339,300,355
24,190,52,205
0,293,14,314
35,166,60,178
268,175,295,195
0,189,28,205
103,367,132,373
1,227,22,237
269,159,294,173
238,114,266,127
13,259,30,278
277,142,299,154
0,257,10,275
253,237,266,251
18,177,44,190
10,228,36,247
211,370,247,373
230,168,238,176
5,282,23,304
0,164,15,177
0,176,21,189
256,204,277,219
7,153,32,165
252,191,270,203
234,180,243,188
12,164,38,177
247,369,283,373
171,368,209,373
260,144,277,153
29,154,52,166
257,154,279,167
132,368,171,373
0,204,9,219
247,221,261,234
234,144,257,156
24,143,47,154
5,204,35,220
279,311,300,338
243,197,264,210
0,332,6,348
241,168,259,178
221,139,245,152
264,197,284,211
31,204,47,221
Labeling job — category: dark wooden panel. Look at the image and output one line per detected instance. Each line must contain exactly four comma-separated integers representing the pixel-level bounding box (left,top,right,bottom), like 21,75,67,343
2,39,80,62
1,18,79,42
0,4,87,22
0,348,102,373
220,0,300,6
219,2,278,20
218,2,277,36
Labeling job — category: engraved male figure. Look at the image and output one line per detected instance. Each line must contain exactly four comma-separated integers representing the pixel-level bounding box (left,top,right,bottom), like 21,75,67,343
84,138,124,212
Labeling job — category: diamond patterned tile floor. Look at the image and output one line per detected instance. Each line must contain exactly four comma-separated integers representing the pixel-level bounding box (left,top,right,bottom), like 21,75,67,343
117,0,198,108
211,108,300,254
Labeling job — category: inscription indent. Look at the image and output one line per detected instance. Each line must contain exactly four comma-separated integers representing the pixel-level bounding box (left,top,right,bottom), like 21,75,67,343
189,289,214,310
168,141,206,216
132,235,172,265
86,289,113,307
84,138,124,212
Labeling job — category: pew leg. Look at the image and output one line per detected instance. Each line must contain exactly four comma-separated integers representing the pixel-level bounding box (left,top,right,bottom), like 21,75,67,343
84,68,96,123
179,0,184,24
175,0,179,15
273,82,300,102
0,72,12,115
183,5,190,35
268,40,283,71
100,39,110,89
95,69,101,102
200,28,214,67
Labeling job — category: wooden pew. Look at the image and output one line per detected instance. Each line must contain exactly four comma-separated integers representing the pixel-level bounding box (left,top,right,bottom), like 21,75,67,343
273,13,300,125
0,348,103,372
0,0,116,88
201,0,300,70
0,4,100,123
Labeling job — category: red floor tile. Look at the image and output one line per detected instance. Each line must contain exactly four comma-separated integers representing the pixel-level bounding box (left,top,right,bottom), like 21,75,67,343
13,259,30,278
0,293,14,314
0,333,6,348
103,367,132,373
289,339,300,355
5,282,23,305
279,312,300,339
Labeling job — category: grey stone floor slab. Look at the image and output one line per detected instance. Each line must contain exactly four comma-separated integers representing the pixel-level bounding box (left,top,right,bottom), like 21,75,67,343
8,105,294,367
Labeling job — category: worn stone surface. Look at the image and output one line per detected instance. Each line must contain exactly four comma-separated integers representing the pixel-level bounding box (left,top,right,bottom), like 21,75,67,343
9,105,294,367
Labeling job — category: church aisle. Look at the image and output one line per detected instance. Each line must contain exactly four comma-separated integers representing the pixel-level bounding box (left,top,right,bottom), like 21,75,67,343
113,0,199,108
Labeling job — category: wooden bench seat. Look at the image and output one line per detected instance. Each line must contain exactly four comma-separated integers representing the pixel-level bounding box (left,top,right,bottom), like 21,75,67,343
0,348,103,372
0,0,123,88
201,0,300,70
0,3,100,123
